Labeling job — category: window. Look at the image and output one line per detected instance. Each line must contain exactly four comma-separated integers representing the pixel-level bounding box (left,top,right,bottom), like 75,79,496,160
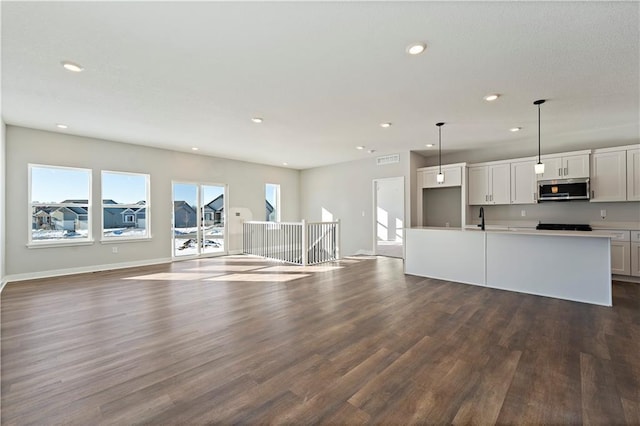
102,171,150,239
265,183,280,222
29,164,92,244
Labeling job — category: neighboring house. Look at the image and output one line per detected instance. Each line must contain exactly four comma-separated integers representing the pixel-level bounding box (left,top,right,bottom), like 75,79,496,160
103,200,147,230
204,195,224,226
50,206,88,231
266,200,275,221
32,207,54,229
174,201,197,228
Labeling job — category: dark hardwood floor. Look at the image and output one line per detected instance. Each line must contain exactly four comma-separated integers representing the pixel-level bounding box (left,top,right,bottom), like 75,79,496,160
2,255,639,424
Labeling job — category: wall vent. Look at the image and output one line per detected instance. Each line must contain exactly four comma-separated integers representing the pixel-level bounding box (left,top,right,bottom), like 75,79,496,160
376,154,400,166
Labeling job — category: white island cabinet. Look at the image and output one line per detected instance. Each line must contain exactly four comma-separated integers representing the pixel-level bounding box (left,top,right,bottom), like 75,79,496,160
405,227,612,306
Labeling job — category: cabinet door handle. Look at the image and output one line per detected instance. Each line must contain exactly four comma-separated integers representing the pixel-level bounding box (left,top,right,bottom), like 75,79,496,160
592,190,595,199
558,167,562,176
564,167,568,176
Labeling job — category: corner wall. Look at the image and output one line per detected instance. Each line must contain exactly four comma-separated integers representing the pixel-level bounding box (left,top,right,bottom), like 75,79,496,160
5,126,300,280
300,153,411,256
1,121,6,290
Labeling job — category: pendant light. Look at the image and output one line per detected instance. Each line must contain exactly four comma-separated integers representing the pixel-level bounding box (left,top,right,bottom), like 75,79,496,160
436,122,445,183
534,99,546,174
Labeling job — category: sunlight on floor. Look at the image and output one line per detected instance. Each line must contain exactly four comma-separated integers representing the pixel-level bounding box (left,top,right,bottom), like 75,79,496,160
184,265,265,272
259,265,343,272
202,258,273,263
205,273,311,283
124,272,223,281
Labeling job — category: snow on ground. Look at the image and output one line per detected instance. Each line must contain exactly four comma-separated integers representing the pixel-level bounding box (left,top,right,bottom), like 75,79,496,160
32,229,89,240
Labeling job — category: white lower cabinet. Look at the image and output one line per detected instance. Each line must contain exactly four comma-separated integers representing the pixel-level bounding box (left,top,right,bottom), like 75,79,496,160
594,230,633,276
632,231,640,277
611,241,631,276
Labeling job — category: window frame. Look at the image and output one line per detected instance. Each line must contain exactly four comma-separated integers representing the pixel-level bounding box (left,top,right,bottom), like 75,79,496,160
28,163,93,248
101,170,151,242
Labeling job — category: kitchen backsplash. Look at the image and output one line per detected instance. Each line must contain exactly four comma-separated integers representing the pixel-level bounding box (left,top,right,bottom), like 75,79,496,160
470,201,640,226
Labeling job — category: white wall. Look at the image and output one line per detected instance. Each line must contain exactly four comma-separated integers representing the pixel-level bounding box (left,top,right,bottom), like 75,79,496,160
409,151,429,226
300,154,410,256
1,121,6,289
5,126,300,279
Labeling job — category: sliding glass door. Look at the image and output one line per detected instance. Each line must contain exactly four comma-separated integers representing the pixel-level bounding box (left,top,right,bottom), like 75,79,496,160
172,182,226,258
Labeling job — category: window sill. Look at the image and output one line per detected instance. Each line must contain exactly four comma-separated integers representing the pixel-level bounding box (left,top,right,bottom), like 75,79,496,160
100,237,152,244
27,240,95,249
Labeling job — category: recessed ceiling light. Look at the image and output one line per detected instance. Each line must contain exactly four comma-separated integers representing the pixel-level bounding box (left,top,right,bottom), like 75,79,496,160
55,123,68,129
426,143,434,148
61,61,84,72
483,94,500,102
510,127,522,132
380,122,392,128
368,149,376,154
191,147,199,151
283,162,288,166
406,42,426,55
356,146,365,150
251,117,263,123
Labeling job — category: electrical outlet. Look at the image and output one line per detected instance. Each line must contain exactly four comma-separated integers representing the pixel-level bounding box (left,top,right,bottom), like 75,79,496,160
362,211,365,217
521,210,526,217
600,209,606,219
112,247,118,254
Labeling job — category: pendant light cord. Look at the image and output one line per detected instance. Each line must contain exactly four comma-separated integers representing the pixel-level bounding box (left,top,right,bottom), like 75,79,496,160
533,99,545,164
537,103,541,163
436,122,444,174
438,126,442,174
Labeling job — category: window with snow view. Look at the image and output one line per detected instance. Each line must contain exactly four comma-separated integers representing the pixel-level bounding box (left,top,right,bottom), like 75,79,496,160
265,183,280,222
29,164,92,244
101,171,150,239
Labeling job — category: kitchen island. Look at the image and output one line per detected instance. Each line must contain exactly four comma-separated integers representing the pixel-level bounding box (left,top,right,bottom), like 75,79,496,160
405,227,613,306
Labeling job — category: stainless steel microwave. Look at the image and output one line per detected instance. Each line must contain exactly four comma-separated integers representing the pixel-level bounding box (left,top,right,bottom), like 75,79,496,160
538,177,590,201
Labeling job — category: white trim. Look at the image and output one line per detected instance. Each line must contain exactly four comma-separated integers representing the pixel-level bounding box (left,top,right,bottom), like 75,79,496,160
355,249,375,256
101,170,151,240
4,257,172,284
28,163,93,245
612,274,640,284
27,240,95,249
228,249,243,255
0,278,8,293
372,176,405,257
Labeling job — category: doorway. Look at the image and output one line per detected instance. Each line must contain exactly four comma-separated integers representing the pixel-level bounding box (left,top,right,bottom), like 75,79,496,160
373,176,405,258
172,182,227,258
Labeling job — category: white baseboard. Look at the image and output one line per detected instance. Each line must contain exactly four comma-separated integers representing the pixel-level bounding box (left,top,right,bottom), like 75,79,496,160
354,249,375,256
3,257,172,285
228,249,243,255
613,274,640,284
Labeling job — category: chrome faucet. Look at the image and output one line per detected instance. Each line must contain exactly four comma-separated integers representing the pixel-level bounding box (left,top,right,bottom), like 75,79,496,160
478,207,485,231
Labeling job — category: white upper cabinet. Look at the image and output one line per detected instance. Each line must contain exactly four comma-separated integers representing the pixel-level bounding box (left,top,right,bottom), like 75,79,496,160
468,163,510,205
419,165,463,188
627,148,640,201
538,156,563,180
538,152,590,180
468,166,489,205
590,150,627,202
510,160,537,204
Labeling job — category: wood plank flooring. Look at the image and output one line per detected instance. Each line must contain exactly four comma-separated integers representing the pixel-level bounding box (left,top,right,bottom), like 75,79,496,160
2,255,639,424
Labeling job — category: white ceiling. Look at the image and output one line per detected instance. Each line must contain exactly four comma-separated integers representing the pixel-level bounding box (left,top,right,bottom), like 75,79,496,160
2,1,638,169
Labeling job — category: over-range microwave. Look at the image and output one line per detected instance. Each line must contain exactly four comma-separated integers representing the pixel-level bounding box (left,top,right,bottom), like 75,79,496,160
538,177,590,201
